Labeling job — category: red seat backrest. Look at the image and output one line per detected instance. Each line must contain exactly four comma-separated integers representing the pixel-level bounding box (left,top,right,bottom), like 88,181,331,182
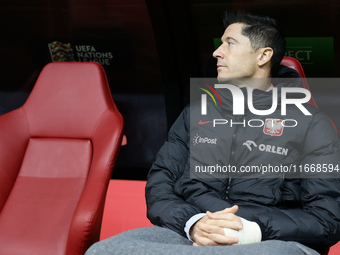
280,57,338,135
280,56,317,107
0,62,124,254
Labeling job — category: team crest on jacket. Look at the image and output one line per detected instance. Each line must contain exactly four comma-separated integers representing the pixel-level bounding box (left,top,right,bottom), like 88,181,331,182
263,119,284,136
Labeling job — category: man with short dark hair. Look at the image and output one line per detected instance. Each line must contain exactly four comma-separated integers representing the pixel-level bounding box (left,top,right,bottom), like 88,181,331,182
86,11,340,255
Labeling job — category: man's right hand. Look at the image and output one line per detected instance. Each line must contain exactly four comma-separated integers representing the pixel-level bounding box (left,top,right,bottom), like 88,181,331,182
190,205,243,246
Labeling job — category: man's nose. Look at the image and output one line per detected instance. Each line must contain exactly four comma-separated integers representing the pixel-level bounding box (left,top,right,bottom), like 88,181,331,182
213,46,223,59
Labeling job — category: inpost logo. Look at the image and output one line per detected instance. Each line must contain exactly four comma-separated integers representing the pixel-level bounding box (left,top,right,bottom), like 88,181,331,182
192,134,217,146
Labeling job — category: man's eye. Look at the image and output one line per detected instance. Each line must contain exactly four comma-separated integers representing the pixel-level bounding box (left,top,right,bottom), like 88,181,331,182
227,42,234,46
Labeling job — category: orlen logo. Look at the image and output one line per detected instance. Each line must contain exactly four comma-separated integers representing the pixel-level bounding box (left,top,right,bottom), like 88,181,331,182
242,140,288,156
192,134,217,145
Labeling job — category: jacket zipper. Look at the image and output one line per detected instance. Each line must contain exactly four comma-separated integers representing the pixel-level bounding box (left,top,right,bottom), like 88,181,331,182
225,123,241,200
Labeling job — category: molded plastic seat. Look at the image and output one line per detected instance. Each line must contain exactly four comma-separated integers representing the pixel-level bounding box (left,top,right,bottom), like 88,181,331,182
0,62,124,255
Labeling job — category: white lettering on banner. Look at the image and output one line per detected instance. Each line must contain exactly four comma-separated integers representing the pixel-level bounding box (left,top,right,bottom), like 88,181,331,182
75,45,114,66
286,50,312,61
75,45,96,52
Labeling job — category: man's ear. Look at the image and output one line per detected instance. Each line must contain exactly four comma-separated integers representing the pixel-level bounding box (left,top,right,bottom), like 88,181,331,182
258,47,273,67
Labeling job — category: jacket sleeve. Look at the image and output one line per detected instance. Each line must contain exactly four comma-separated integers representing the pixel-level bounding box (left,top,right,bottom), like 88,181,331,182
145,107,201,236
240,111,340,251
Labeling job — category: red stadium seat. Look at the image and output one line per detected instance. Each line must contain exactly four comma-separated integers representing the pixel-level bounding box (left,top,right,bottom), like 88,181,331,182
100,180,152,240
0,62,124,254
280,56,338,135
280,56,317,106
280,56,340,255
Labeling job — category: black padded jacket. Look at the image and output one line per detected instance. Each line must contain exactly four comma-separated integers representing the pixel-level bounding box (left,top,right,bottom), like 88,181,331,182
145,67,340,252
